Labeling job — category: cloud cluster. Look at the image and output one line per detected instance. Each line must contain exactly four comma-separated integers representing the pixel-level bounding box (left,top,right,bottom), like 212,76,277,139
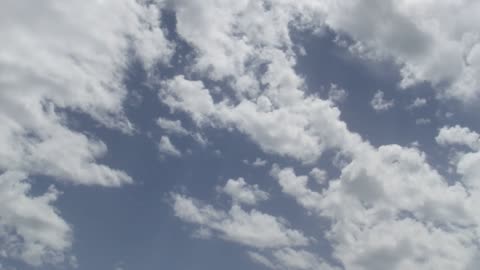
1,0,171,266
172,180,309,249
162,1,480,269
370,90,395,112
172,179,339,270
322,0,480,102
6,0,480,268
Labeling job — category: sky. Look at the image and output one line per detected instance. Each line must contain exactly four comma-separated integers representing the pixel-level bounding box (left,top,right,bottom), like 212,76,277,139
3,1,480,270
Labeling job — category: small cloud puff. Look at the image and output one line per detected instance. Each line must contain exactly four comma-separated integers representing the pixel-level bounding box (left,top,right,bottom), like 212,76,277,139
370,90,395,112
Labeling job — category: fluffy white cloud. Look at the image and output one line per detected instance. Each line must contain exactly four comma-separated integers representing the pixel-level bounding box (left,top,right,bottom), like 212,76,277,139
321,0,480,102
309,168,328,184
0,0,174,187
248,249,339,270
160,1,480,269
437,126,480,190
328,84,348,104
436,125,480,150
160,76,361,163
158,136,181,157
218,177,269,205
0,171,71,266
370,90,395,112
156,117,189,136
171,193,308,249
407,97,427,109
272,141,480,270
252,158,268,167
1,0,173,266
167,0,324,97
243,158,268,167
273,248,337,270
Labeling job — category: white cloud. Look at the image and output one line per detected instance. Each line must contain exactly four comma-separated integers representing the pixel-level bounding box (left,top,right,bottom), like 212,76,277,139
320,0,480,103
247,251,276,269
437,126,480,190
171,193,308,249
328,84,348,104
309,168,328,184
218,178,269,206
272,248,337,270
415,118,431,125
252,158,268,167
160,2,480,269
0,0,173,188
436,125,480,150
244,158,268,167
0,0,173,266
407,97,427,109
0,171,71,266
156,117,208,147
272,142,480,270
156,117,189,136
370,90,395,112
158,136,181,157
159,76,361,163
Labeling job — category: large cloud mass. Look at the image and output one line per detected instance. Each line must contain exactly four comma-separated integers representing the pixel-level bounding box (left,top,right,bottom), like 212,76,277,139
0,0,171,266
4,0,480,269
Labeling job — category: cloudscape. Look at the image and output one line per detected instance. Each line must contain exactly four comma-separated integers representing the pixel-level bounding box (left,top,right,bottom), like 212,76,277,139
2,1,480,269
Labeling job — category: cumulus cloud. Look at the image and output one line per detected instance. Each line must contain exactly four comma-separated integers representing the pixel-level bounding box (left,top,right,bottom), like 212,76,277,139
320,0,480,102
158,136,181,157
370,90,395,112
171,193,308,249
407,97,427,109
156,117,189,136
0,0,172,266
328,84,348,104
0,171,71,266
153,1,480,269
243,158,268,167
309,168,328,184
436,126,480,190
159,76,361,163
0,0,174,186
218,177,269,205
436,125,480,150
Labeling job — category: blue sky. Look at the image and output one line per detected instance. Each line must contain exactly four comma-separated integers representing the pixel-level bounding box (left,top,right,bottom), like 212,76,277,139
3,1,480,270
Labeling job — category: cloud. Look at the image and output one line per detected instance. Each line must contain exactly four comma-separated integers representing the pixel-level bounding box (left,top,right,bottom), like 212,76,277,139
437,126,480,190
159,1,480,269
272,248,337,270
247,251,276,269
159,76,361,163
218,177,269,205
407,97,427,109
436,125,480,150
158,136,181,157
309,168,328,184
272,141,479,269
0,0,172,266
0,0,174,187
171,193,308,249
328,84,348,104
252,158,268,167
320,0,480,103
370,90,395,112
248,249,339,270
0,171,71,266
243,158,268,167
156,117,189,136
415,118,431,125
